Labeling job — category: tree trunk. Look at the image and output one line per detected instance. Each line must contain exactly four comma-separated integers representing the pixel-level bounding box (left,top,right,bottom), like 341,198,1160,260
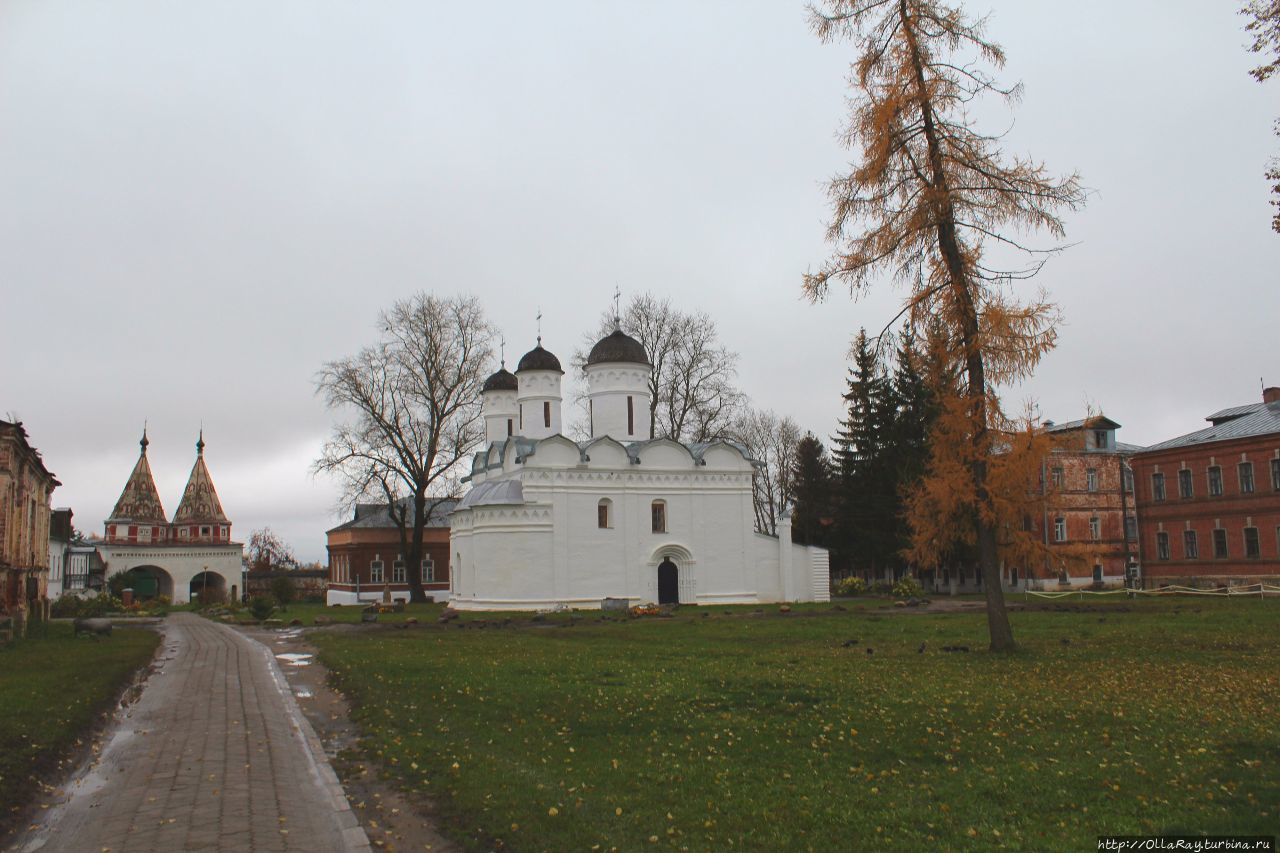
900,0,1015,651
407,493,428,603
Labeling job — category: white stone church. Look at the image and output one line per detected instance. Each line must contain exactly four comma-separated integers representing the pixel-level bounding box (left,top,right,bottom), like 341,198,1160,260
449,326,830,610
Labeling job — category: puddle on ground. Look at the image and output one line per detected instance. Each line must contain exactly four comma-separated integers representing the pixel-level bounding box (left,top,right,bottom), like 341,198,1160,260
294,688,313,699
275,629,304,642
275,652,313,667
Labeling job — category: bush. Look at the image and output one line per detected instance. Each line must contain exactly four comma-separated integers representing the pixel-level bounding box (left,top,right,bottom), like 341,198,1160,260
833,576,867,597
892,576,924,598
249,596,275,621
270,576,297,611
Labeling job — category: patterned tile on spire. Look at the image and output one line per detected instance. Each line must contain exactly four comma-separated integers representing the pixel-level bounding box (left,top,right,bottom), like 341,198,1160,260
173,441,228,524
108,442,168,524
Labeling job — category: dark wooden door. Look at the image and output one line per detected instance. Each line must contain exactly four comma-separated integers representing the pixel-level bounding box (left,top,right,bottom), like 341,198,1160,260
657,559,678,604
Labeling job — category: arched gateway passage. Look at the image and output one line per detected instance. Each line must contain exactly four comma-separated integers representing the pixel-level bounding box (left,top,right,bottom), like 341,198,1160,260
190,571,228,604
122,565,174,600
657,558,679,605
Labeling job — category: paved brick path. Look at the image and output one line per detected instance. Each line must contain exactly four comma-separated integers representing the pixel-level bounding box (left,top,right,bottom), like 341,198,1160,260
20,613,369,853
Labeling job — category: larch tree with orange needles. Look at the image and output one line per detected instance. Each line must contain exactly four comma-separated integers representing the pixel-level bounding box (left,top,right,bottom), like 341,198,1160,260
803,0,1085,651
1241,0,1280,232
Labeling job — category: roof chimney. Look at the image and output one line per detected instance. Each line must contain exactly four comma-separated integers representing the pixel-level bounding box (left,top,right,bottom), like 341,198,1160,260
1264,387,1280,404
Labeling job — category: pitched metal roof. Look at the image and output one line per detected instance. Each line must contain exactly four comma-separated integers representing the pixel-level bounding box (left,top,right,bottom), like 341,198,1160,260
1139,401,1280,453
327,497,458,532
1205,402,1263,425
1044,415,1122,433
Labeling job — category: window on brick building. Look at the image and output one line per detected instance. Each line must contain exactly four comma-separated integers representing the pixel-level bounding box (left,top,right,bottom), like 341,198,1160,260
1089,516,1101,540
1125,516,1137,541
392,558,406,583
370,558,384,583
1093,429,1108,450
1244,527,1260,559
1178,469,1193,499
1051,467,1063,489
1272,458,1280,491
1239,461,1255,494
1183,530,1198,559
1122,467,1134,493
1156,532,1170,560
1053,516,1066,542
422,557,435,583
1087,468,1098,492
1212,528,1228,559
1152,472,1166,501
1208,465,1223,497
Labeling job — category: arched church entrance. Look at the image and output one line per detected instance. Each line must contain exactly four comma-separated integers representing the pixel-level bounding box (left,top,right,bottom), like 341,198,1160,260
657,558,679,605
122,566,174,601
190,571,228,605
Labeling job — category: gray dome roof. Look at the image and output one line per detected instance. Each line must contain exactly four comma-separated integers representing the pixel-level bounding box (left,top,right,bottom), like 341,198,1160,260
481,367,518,392
516,344,563,373
587,329,649,366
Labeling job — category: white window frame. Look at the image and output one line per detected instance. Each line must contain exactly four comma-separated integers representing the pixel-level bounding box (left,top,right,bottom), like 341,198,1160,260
1086,468,1098,492
1053,516,1067,542
1089,516,1100,540
370,558,384,584
422,557,435,583
1239,461,1255,494
392,558,406,583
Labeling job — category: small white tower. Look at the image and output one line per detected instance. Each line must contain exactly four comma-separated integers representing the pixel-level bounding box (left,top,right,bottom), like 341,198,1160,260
585,328,651,441
480,362,519,445
515,339,564,439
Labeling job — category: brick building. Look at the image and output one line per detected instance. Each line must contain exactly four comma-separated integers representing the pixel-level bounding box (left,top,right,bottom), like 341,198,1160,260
1021,417,1142,588
325,498,455,605
1130,388,1280,586
0,420,60,636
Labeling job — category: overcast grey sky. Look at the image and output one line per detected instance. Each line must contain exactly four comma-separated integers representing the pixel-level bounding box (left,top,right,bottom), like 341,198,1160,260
2,1,1275,562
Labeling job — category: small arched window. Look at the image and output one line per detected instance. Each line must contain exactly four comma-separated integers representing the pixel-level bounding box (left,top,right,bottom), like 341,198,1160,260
651,500,667,533
598,498,612,529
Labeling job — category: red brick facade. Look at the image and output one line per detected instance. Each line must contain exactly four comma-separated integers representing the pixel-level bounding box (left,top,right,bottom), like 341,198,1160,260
1132,435,1280,585
0,421,59,635
1026,446,1137,586
325,500,455,604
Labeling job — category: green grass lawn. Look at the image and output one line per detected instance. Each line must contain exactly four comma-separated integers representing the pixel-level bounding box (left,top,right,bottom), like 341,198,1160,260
0,624,160,835
312,598,1280,850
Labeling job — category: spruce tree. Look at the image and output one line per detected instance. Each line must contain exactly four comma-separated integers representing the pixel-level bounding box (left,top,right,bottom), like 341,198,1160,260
791,433,833,546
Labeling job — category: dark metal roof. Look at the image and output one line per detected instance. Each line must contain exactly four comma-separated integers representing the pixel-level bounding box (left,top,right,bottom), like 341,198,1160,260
586,329,649,366
326,497,458,533
516,344,563,373
1139,401,1280,453
1205,402,1262,425
1044,416,1122,433
481,367,518,392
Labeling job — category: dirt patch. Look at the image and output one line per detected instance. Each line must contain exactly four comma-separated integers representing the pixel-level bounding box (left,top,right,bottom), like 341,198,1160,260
243,624,456,852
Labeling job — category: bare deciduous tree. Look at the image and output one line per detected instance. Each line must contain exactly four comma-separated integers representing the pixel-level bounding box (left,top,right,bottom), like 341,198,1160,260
247,527,296,572
731,408,802,536
314,293,494,603
571,294,745,443
804,0,1086,651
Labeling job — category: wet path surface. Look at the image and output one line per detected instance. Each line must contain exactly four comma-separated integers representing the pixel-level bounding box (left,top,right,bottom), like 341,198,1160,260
18,613,369,853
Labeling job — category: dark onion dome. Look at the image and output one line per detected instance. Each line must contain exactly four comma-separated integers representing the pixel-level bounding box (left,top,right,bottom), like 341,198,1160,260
586,328,650,366
516,343,563,373
481,367,518,392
